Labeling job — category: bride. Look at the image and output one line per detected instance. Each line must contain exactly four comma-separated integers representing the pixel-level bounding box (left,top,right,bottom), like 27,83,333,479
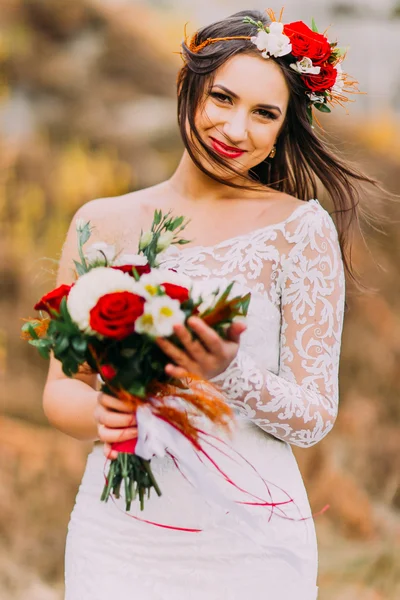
42,9,373,599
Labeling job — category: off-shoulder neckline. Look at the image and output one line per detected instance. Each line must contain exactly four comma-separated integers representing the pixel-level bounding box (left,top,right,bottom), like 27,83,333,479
162,199,320,256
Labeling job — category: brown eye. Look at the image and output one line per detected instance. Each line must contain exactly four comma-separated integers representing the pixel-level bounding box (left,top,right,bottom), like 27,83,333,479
255,109,277,120
210,92,231,103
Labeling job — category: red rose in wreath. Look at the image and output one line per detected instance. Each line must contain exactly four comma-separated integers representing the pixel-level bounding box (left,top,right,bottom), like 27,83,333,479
284,21,332,65
90,291,145,339
302,63,338,93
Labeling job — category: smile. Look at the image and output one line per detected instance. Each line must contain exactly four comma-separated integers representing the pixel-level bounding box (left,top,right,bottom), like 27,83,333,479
209,137,247,159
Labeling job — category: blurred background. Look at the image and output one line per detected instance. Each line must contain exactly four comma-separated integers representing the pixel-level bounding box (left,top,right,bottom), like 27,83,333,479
1,1,400,598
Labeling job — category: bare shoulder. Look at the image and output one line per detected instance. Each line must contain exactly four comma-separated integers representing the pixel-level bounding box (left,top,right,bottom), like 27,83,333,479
74,183,170,247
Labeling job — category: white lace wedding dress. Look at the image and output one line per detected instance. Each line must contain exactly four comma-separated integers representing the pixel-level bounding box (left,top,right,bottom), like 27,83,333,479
65,199,345,600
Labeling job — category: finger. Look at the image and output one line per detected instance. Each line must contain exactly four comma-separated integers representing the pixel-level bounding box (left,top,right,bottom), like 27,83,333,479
104,443,118,461
173,323,209,361
187,317,224,355
96,406,137,429
98,424,138,444
98,392,136,413
156,337,191,367
226,321,247,343
165,363,191,379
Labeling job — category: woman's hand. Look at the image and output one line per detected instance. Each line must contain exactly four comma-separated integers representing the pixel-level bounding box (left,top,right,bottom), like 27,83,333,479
155,316,246,381
94,392,137,460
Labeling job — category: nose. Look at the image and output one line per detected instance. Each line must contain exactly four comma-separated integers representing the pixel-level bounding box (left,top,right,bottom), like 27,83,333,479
222,109,249,144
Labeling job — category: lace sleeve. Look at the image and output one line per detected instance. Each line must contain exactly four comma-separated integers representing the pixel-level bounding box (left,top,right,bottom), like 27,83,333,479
210,204,346,448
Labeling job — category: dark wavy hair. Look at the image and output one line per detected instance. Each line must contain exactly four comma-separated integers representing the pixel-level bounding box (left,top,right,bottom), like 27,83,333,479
176,9,381,283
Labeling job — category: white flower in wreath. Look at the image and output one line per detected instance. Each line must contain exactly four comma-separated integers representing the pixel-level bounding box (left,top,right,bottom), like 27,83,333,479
251,22,292,58
290,57,321,75
331,63,344,94
307,92,326,103
135,295,185,338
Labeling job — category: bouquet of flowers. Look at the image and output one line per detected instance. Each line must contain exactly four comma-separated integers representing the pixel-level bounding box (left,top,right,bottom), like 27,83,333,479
22,210,251,512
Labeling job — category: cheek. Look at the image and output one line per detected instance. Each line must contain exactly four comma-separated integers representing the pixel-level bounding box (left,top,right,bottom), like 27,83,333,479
195,101,222,130
250,122,282,154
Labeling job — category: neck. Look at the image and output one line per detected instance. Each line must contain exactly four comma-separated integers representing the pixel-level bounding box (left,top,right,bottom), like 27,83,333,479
167,150,267,203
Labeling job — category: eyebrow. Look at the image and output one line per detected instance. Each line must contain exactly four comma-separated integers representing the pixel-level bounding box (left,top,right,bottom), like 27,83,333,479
212,84,283,115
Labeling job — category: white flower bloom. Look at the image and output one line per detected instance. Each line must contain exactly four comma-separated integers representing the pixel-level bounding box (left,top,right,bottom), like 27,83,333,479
113,253,148,267
290,57,321,75
139,230,154,250
191,277,247,315
307,92,326,103
331,63,344,94
135,295,185,338
156,231,175,252
138,269,191,299
67,267,144,334
84,242,116,265
251,23,292,59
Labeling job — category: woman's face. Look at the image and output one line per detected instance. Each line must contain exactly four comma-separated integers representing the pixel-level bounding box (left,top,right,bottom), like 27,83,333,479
193,53,290,179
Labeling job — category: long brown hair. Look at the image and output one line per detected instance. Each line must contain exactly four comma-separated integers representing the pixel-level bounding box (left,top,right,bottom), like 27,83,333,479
176,9,381,283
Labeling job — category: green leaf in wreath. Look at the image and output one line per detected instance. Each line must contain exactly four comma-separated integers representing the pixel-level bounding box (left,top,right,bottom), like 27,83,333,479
314,102,331,113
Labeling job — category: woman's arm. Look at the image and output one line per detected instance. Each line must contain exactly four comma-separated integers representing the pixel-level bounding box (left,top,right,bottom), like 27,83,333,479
210,203,345,448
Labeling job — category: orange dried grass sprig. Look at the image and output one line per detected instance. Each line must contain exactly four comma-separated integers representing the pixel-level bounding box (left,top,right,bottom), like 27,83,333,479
20,317,50,340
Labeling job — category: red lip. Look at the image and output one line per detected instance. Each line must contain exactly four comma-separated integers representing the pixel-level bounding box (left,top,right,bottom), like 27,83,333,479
210,137,247,159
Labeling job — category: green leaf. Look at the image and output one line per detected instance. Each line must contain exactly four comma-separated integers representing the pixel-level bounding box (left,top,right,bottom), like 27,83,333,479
311,17,319,33
131,267,140,281
73,260,86,277
306,105,313,125
22,322,39,339
314,102,331,113
170,216,184,230
71,337,87,353
153,209,162,226
79,222,92,246
55,336,70,355
127,382,147,398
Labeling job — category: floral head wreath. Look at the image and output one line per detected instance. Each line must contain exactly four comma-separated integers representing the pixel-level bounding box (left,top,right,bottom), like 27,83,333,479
184,8,360,125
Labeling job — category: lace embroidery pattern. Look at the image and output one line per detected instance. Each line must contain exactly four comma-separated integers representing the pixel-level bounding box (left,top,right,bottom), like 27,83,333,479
160,200,345,448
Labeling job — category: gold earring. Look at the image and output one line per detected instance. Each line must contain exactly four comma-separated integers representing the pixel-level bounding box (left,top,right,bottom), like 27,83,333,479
269,145,276,159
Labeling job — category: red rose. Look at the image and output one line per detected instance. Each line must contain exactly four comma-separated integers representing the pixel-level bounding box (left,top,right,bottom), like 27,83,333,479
111,263,151,277
34,284,73,315
100,364,117,380
90,291,145,340
161,282,190,303
302,63,338,92
284,21,331,65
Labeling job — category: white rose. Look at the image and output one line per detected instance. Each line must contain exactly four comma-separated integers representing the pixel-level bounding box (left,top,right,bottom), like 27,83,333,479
156,231,175,252
67,267,144,335
84,242,116,266
139,230,154,250
290,57,320,75
135,295,185,338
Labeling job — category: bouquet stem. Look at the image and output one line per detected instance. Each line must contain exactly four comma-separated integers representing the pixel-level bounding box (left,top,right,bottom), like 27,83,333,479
101,452,162,511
